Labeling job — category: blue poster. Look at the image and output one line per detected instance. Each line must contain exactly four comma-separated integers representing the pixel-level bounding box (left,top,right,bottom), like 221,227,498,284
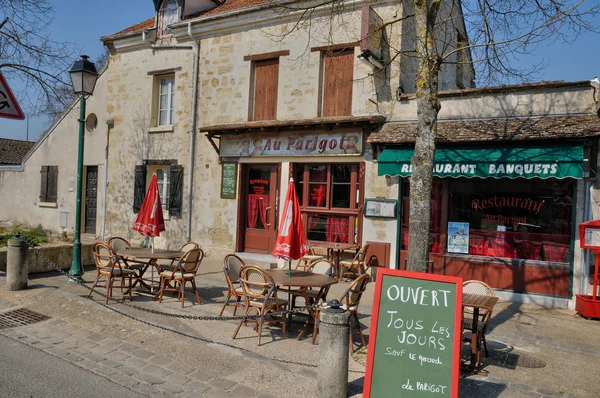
447,222,469,254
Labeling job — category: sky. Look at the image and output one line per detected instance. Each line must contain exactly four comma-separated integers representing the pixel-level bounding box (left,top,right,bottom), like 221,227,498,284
0,0,599,142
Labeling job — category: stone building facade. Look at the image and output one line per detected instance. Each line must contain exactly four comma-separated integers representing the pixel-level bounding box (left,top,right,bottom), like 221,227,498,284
100,0,471,265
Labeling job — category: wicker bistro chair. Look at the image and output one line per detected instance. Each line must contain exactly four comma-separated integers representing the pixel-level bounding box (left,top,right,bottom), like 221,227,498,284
295,245,326,271
219,254,246,317
290,259,335,310
107,236,131,252
462,280,496,363
87,242,134,304
233,265,288,346
338,243,370,282
312,273,370,349
157,248,204,308
157,241,201,272
107,236,148,289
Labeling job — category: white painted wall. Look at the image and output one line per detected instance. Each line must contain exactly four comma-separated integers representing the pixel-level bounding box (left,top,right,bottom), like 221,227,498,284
0,69,109,237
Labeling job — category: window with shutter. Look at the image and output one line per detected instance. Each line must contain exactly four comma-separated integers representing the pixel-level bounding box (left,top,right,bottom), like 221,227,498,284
40,166,48,202
133,163,183,217
39,165,58,203
48,166,58,203
133,165,147,213
168,165,184,217
251,58,279,121
321,49,354,117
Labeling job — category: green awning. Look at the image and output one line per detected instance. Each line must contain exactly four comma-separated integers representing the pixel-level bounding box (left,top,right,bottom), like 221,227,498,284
377,144,585,179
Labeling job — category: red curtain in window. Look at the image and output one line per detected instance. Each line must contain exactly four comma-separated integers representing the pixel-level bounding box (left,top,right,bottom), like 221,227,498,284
310,185,326,207
326,216,349,243
542,241,570,262
248,194,269,228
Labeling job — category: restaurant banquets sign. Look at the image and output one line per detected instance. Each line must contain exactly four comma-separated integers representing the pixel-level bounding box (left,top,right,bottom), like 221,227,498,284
220,131,363,157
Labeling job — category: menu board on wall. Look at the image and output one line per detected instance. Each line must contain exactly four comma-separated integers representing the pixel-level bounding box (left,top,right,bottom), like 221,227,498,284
220,163,237,199
364,198,397,218
364,269,463,398
447,222,469,254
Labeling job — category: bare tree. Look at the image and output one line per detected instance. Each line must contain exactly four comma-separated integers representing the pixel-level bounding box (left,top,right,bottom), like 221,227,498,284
0,0,80,118
260,0,599,271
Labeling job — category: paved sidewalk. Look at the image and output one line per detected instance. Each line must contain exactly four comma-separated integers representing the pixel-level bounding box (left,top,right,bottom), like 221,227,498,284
1,257,600,397
0,272,316,397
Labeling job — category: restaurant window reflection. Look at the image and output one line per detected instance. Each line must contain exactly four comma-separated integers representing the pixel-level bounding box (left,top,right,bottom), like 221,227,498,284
400,179,442,253
448,180,572,262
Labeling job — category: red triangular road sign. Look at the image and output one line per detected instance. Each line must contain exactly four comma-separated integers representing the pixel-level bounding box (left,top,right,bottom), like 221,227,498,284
0,72,25,120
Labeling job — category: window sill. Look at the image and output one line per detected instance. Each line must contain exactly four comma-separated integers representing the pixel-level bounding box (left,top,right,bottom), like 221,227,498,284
148,125,174,134
39,202,58,208
443,253,570,268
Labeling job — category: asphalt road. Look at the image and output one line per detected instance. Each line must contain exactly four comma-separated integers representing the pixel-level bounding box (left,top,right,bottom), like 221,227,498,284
0,334,146,398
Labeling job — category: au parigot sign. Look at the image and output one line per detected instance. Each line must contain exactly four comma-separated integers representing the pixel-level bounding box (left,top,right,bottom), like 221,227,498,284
364,269,463,398
220,131,363,157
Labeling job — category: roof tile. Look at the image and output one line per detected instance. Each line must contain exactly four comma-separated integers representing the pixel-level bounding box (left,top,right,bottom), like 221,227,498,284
105,16,155,38
367,115,600,144
0,138,35,165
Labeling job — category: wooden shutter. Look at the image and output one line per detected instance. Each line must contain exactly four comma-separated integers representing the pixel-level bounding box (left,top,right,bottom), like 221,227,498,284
133,165,147,213
253,59,279,121
168,165,184,217
322,49,354,117
40,166,49,202
47,166,58,203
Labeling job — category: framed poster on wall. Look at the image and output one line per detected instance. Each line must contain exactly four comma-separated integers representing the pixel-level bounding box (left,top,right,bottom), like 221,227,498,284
447,222,469,254
220,162,238,199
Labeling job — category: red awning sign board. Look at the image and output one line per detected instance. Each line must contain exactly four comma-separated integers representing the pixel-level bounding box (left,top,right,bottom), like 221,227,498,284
0,72,25,120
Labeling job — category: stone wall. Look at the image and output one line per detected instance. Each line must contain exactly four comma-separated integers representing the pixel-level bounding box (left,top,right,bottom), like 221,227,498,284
0,243,94,273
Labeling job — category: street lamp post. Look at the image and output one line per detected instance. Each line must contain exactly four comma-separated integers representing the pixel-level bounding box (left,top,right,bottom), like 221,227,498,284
68,55,98,281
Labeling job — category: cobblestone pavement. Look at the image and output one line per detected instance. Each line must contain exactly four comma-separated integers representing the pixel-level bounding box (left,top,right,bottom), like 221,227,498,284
2,258,600,398
0,301,275,398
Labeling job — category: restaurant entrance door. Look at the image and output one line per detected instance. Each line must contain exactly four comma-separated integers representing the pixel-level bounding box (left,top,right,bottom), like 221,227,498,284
241,164,279,254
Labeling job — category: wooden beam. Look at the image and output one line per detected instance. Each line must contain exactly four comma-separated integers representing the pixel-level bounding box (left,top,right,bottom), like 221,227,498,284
205,134,220,156
243,50,290,62
311,42,359,53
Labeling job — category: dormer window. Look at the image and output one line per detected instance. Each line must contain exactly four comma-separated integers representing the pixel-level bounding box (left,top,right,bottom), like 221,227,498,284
158,0,179,37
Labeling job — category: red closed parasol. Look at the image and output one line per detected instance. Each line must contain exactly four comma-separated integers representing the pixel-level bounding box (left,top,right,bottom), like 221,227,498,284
273,178,309,276
132,174,165,291
133,173,165,239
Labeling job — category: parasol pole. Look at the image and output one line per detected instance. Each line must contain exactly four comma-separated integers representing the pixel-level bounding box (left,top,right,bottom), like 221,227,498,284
151,236,155,293
288,259,292,277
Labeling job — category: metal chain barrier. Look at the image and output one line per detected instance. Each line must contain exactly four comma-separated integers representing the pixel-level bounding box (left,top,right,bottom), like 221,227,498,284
15,233,316,321
14,233,368,375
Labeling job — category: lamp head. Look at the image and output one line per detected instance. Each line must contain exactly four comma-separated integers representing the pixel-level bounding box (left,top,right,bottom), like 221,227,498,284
69,55,98,96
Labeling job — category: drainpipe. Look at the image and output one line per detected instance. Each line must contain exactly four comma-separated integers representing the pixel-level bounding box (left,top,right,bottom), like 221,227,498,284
186,21,200,242
101,119,114,240
582,181,593,295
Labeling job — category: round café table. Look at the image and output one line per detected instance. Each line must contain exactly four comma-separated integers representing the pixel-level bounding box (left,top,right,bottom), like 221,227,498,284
266,269,338,340
117,248,183,293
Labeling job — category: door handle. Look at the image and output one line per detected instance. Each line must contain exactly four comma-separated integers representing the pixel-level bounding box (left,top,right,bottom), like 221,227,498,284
265,206,271,227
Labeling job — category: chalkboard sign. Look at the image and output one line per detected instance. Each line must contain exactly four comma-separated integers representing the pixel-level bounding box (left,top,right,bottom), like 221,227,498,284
221,163,237,199
364,269,463,398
